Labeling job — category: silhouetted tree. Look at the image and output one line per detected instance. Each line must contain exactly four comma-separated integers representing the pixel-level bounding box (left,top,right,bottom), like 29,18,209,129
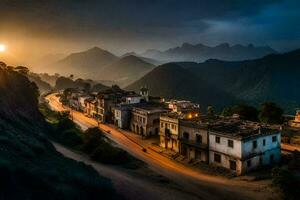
259,102,283,124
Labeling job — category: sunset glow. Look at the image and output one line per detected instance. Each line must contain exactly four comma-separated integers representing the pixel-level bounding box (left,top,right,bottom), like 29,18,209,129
0,44,6,52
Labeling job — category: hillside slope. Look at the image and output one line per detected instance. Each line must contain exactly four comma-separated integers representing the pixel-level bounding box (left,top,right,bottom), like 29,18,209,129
185,49,300,113
0,63,120,199
126,63,235,109
100,55,156,86
50,47,118,78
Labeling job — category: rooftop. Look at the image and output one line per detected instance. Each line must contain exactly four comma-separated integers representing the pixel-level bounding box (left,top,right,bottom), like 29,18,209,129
209,119,279,140
132,103,168,114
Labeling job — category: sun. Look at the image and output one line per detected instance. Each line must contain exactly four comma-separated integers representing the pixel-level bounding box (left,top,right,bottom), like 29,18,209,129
0,44,6,52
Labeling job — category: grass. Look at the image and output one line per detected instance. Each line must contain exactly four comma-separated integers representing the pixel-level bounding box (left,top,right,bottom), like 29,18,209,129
39,103,145,169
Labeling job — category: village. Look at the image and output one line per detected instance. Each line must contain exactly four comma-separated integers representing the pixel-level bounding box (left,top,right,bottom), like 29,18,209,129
52,85,300,176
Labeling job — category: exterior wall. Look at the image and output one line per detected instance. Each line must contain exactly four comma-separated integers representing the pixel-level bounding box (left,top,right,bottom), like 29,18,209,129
209,133,242,159
179,124,209,162
125,96,141,104
241,133,281,159
209,151,243,174
114,108,131,129
159,116,179,152
130,108,164,137
209,132,281,175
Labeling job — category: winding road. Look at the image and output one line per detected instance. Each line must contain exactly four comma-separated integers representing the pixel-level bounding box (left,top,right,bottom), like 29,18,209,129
46,93,279,200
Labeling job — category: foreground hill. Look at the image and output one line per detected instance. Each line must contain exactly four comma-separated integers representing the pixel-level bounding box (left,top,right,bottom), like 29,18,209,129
100,55,156,86
0,62,119,199
126,63,235,109
141,42,277,62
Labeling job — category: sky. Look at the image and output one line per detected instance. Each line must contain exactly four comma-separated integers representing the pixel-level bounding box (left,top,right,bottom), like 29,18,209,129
0,0,299,65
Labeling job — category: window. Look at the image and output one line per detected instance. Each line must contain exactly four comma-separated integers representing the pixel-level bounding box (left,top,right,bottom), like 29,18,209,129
214,153,221,163
183,132,189,140
171,124,175,129
195,151,201,160
215,136,220,144
228,140,234,148
263,139,266,146
196,134,202,144
253,140,257,149
161,122,164,128
270,154,274,163
272,136,277,142
247,160,252,167
229,160,236,170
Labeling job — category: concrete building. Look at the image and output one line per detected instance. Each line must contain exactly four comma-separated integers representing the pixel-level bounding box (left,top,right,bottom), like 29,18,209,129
167,100,200,118
179,119,209,162
78,95,91,112
159,113,180,152
289,110,300,128
114,104,134,129
130,104,168,138
209,120,281,175
84,97,97,118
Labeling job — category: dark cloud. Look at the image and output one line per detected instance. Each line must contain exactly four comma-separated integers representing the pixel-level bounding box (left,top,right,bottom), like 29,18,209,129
0,0,299,57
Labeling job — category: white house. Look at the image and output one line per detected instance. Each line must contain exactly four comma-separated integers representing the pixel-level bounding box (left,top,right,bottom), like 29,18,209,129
209,121,281,175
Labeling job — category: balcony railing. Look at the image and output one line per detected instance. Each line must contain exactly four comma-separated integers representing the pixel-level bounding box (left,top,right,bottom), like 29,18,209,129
180,138,208,149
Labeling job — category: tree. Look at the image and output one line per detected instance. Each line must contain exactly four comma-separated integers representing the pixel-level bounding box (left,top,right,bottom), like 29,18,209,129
221,107,233,117
231,104,259,121
207,106,214,117
259,102,283,124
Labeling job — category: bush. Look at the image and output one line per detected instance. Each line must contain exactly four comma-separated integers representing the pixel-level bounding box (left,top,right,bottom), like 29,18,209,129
82,128,144,168
272,167,300,200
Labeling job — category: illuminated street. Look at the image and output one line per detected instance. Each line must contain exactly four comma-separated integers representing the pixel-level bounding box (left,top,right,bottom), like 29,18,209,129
46,93,279,200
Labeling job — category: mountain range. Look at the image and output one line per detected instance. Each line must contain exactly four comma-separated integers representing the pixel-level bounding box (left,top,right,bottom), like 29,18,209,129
48,47,155,87
127,49,300,113
45,43,276,87
140,43,277,62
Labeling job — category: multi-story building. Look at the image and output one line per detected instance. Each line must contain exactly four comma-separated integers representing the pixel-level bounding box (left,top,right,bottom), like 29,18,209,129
130,104,168,138
167,100,200,118
84,97,97,118
179,119,209,162
114,104,135,129
96,86,142,123
159,113,180,152
209,120,281,175
289,110,300,128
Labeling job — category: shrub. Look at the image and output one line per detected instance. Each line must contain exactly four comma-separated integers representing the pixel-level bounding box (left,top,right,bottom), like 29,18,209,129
272,167,300,200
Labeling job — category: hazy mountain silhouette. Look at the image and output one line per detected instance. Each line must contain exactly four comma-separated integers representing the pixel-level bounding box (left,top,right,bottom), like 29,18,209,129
126,63,235,109
128,49,300,113
50,47,118,78
141,43,277,62
49,47,156,86
100,55,155,86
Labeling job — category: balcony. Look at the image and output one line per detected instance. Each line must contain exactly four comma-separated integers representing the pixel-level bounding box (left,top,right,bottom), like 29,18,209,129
180,138,208,149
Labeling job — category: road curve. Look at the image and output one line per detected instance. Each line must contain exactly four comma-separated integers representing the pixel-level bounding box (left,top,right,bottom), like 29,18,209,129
46,93,278,200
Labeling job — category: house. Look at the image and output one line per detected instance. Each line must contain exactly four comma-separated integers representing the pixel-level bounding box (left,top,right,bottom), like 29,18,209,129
167,100,200,118
96,86,126,123
114,104,135,129
84,97,97,118
130,104,168,138
209,120,281,175
289,110,300,128
179,119,209,162
78,95,91,112
123,93,142,104
159,113,180,152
